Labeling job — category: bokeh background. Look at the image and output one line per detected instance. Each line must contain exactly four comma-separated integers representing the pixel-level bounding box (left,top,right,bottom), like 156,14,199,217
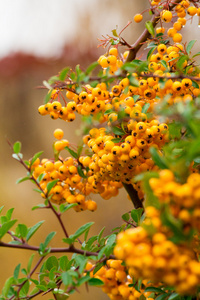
1,1,200,299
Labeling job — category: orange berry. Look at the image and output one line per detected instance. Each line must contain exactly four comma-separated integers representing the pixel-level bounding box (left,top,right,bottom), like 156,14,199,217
53,128,64,140
187,6,197,16
173,33,182,43
162,10,173,23
38,105,48,115
134,14,143,23
156,27,165,34
109,47,118,56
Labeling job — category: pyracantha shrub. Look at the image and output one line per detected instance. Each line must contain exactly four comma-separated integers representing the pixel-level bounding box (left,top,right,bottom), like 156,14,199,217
2,0,200,299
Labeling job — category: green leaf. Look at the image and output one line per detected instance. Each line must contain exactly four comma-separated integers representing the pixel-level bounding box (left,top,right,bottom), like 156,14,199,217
44,89,53,104
137,61,148,74
131,208,143,225
37,173,45,183
135,278,142,292
75,64,82,76
59,256,69,271
77,165,87,179
13,141,21,154
17,224,28,238
47,280,57,289
104,109,114,115
160,60,169,70
106,234,116,247
110,37,120,45
16,176,30,184
150,147,168,169
61,272,72,286
147,46,157,61
27,254,35,274
59,203,78,213
186,40,196,55
21,268,27,275
77,274,90,286
33,188,42,193
9,240,23,245
6,208,14,220
0,219,17,239
111,138,122,143
59,67,70,81
169,121,182,139
112,126,125,136
112,28,119,37
47,179,59,194
88,278,104,286
77,145,83,157
36,284,47,292
62,237,73,245
65,146,78,159
2,276,14,297
142,103,150,113
32,204,46,210
93,262,104,275
12,153,23,161
192,80,199,89
118,109,127,121
192,51,200,58
85,62,99,75
46,256,59,271
155,294,169,300
0,206,4,214
145,287,164,293
128,75,139,87
122,213,130,222
26,220,44,241
43,231,56,248
54,290,69,300
97,234,116,259
30,151,44,166
161,207,185,241
70,222,94,242
97,227,105,244
134,171,160,208
176,55,188,70
74,255,88,273
13,263,21,280
145,21,155,37
168,293,181,300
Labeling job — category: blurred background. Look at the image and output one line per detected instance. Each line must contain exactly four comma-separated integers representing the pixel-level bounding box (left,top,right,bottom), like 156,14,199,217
1,0,199,299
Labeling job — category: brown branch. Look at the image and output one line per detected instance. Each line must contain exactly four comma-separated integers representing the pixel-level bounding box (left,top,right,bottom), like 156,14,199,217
123,183,144,210
126,0,183,62
0,241,115,258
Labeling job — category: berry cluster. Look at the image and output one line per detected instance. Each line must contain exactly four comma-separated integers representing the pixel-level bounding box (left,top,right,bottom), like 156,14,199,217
114,207,200,295
83,119,168,191
31,129,122,210
134,1,200,44
38,98,77,122
98,47,123,75
149,170,200,232
32,155,121,211
37,38,200,209
88,260,156,300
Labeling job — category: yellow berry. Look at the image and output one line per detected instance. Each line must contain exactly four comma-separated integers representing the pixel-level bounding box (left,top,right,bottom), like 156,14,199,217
173,33,182,43
53,128,64,140
134,14,143,23
162,10,173,23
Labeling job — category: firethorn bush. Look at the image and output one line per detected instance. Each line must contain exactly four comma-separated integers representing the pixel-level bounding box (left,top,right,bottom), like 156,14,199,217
2,0,200,299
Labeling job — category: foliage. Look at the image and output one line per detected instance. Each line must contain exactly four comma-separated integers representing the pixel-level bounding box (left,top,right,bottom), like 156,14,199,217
2,1,200,299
